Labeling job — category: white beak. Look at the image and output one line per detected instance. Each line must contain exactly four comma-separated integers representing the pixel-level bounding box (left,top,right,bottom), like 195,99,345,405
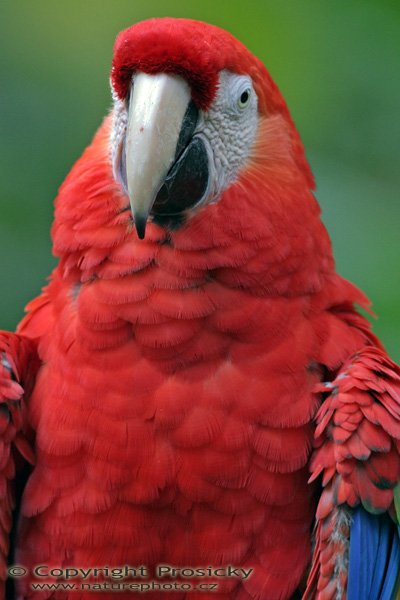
125,72,192,238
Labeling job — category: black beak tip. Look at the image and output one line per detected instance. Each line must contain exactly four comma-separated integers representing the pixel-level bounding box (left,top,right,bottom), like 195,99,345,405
134,213,148,240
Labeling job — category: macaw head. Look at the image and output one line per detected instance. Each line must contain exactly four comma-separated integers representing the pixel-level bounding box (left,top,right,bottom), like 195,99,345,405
110,18,314,240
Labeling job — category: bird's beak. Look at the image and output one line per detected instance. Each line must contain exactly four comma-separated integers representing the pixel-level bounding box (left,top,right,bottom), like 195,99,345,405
125,72,192,239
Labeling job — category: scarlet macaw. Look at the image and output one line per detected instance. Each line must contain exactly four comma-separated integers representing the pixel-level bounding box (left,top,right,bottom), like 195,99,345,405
0,18,399,600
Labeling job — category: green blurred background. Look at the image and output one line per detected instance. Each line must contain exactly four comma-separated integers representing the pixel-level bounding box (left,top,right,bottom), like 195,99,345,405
0,1,399,360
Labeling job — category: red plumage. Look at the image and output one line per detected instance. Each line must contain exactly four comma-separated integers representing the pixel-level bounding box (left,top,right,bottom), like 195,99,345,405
305,348,400,599
0,17,398,600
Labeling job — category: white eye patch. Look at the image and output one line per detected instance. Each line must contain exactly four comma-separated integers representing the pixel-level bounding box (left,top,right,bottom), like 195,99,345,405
193,70,259,203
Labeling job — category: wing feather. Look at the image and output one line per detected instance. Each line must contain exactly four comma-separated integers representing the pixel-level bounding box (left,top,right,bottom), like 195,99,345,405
304,347,400,600
0,332,38,596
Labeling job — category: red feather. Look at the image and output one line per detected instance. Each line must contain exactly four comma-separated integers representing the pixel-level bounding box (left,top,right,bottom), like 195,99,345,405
0,333,39,596
305,347,400,598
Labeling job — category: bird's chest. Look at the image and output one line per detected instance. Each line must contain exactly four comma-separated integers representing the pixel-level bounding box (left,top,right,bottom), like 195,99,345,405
19,292,319,594
28,319,317,509
27,272,322,511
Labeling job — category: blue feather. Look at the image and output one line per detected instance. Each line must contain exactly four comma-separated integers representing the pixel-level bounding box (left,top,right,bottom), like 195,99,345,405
348,506,400,600
379,525,400,600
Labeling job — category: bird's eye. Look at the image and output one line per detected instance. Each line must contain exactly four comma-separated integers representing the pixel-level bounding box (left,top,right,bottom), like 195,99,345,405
238,88,251,109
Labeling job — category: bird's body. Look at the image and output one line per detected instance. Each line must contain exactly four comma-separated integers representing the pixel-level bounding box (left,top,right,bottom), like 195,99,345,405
1,18,399,600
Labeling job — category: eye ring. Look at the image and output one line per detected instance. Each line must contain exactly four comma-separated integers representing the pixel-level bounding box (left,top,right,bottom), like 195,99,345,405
238,88,251,109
